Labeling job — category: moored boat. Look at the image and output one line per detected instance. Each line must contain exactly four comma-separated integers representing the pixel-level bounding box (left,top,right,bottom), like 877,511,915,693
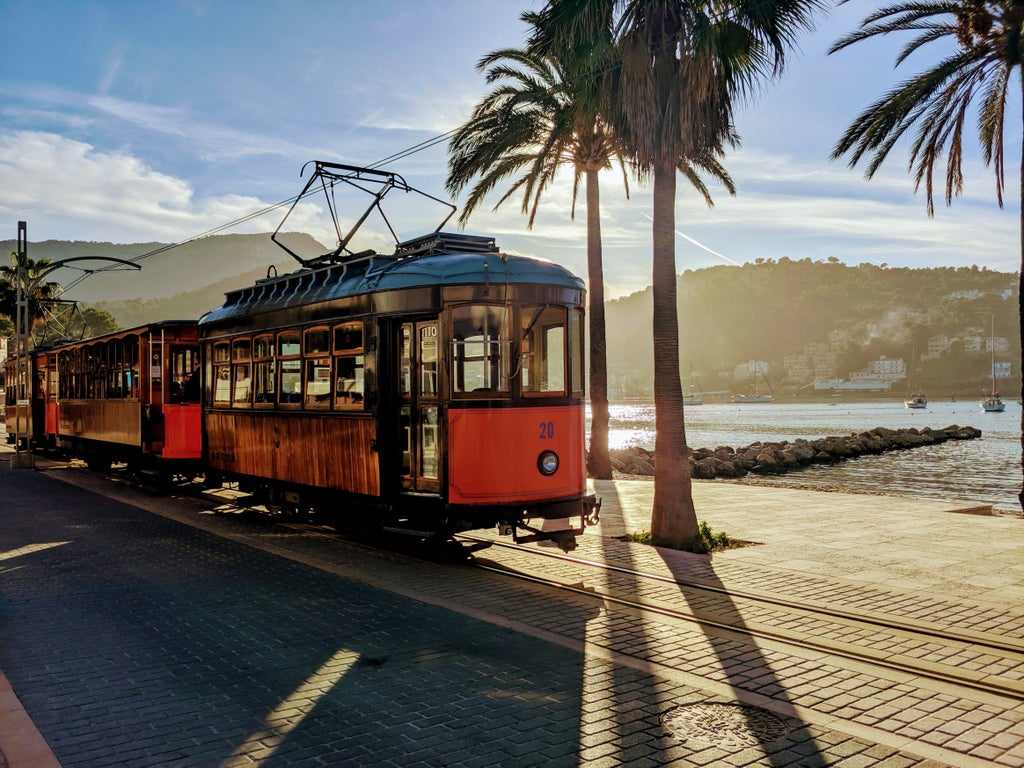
684,363,703,406
982,394,1005,412
904,392,927,409
732,360,774,403
981,316,1005,413
731,394,774,403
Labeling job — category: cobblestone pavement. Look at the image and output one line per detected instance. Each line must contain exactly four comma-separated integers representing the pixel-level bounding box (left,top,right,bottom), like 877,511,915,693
0,455,1019,767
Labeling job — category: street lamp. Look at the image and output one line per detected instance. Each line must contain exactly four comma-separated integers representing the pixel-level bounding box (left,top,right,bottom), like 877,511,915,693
9,221,140,467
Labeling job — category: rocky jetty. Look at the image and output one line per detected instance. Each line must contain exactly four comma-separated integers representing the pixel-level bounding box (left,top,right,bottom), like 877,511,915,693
609,425,983,480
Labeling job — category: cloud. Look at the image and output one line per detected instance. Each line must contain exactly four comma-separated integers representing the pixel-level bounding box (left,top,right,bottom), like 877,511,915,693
0,130,327,242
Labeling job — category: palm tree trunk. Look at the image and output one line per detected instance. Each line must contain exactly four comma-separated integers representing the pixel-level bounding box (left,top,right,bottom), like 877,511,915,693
585,167,613,479
1018,77,1024,513
649,161,699,547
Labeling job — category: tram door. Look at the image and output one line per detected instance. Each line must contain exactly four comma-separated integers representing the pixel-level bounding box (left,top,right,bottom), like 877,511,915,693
397,319,441,494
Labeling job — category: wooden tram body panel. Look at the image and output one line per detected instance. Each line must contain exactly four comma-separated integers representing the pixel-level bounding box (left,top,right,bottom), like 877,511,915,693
200,232,596,530
205,411,379,496
59,399,141,445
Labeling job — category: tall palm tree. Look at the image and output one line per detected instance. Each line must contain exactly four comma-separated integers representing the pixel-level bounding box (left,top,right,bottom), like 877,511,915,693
576,0,822,548
829,1,1024,510
446,26,626,479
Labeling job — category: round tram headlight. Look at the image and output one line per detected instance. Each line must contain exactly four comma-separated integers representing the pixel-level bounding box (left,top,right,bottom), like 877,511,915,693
537,450,559,476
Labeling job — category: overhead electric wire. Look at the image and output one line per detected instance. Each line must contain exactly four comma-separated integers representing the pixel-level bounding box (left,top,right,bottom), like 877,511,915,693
55,127,460,296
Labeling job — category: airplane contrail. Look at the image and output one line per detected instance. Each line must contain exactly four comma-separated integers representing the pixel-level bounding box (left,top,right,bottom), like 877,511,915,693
641,213,742,265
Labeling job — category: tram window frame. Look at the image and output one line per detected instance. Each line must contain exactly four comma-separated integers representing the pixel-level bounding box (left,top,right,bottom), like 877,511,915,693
570,308,585,397
520,305,567,397
303,326,332,409
333,321,365,410
231,337,252,408
278,330,302,407
450,304,511,397
212,341,232,406
252,334,276,407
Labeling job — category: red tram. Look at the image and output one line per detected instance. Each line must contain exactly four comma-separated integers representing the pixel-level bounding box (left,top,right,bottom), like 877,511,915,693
5,161,599,544
3,321,204,476
199,231,599,539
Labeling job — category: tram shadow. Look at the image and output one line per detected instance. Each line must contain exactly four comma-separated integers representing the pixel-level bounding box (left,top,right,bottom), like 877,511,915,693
591,479,828,766
1,466,610,768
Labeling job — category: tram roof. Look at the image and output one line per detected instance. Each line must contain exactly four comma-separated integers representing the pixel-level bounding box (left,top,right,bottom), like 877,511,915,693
200,232,585,325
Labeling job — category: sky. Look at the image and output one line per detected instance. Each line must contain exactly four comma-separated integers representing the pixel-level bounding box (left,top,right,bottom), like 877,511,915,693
1,0,1020,302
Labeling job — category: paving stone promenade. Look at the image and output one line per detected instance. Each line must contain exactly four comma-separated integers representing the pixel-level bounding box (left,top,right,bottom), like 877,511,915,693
0,442,1022,767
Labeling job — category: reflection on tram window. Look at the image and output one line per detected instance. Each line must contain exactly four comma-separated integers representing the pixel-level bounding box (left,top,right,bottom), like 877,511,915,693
451,305,510,395
520,305,566,395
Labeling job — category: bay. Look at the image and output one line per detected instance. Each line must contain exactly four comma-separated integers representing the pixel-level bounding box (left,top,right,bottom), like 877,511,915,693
601,400,1022,513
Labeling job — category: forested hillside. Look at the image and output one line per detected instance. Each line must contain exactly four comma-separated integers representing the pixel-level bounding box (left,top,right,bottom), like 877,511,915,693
605,258,1018,396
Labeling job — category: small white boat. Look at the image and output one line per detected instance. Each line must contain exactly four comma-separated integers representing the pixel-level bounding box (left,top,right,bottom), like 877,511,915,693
731,394,774,403
732,360,774,403
683,363,703,406
904,393,927,409
982,394,1005,412
981,316,1006,413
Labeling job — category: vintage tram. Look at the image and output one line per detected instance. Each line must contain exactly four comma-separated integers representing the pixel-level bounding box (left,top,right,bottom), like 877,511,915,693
5,161,600,543
38,321,202,476
199,231,599,539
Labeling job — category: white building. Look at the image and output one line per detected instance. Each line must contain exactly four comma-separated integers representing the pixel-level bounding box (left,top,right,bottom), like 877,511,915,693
984,336,1010,354
867,356,906,377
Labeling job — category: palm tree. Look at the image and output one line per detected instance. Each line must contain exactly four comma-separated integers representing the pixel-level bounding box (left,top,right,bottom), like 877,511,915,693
445,24,626,479
540,0,823,548
829,1,1024,510
0,251,60,342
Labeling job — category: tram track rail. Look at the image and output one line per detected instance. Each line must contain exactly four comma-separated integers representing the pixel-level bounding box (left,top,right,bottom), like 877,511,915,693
456,533,1024,703
457,534,1024,656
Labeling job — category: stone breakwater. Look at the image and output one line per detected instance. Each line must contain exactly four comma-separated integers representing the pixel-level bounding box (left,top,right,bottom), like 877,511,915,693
610,425,983,479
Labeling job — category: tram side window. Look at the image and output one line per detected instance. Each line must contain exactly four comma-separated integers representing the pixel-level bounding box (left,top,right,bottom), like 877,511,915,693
232,337,252,407
252,334,275,406
570,308,585,396
170,347,200,403
58,351,73,398
304,327,331,408
451,305,511,395
212,342,231,406
278,331,301,405
333,322,364,410
520,306,566,395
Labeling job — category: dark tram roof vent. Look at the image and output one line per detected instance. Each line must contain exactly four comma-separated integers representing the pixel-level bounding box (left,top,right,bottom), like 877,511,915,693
394,232,498,259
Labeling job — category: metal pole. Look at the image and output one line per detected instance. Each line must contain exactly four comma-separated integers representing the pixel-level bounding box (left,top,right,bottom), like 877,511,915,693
13,221,33,467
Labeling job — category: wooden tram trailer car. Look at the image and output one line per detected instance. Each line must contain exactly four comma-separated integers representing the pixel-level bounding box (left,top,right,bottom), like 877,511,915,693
5,322,203,478
199,232,600,539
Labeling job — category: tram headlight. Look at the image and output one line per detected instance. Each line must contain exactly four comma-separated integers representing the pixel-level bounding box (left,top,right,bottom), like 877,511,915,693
537,450,559,476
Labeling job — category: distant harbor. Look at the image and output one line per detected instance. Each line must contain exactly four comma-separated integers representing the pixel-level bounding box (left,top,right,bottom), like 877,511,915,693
598,400,1021,513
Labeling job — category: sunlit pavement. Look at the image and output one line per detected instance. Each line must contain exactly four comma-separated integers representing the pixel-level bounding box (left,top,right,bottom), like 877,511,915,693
589,478,1024,606
1,443,1022,767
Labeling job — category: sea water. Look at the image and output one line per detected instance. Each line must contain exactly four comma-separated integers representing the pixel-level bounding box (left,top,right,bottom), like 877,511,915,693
600,400,1022,513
